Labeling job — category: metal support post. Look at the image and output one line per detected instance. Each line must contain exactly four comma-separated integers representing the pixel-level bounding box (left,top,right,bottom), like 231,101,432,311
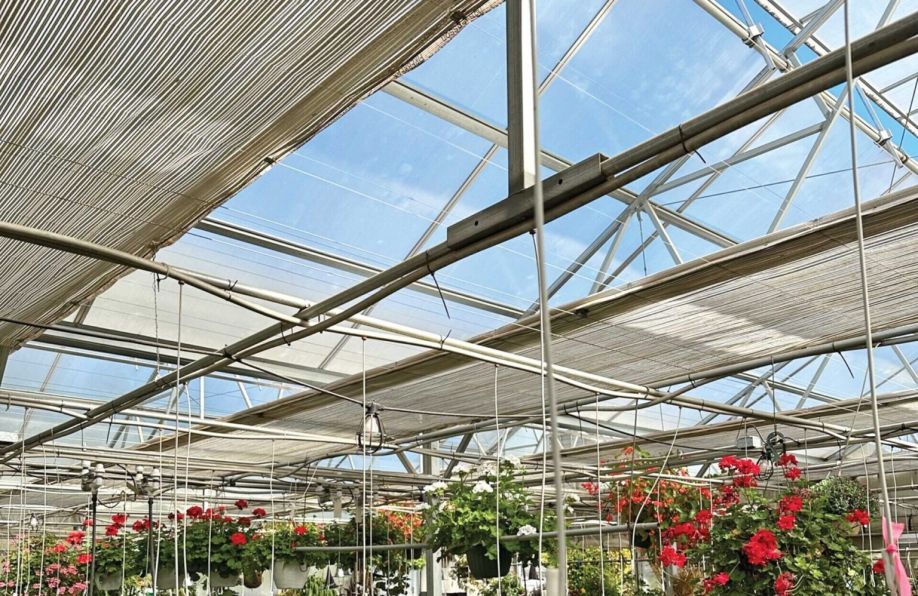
506,0,538,193
422,442,442,596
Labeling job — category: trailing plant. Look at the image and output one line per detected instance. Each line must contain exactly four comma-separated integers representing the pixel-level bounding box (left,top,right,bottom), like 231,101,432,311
810,475,876,516
422,457,549,569
582,446,710,558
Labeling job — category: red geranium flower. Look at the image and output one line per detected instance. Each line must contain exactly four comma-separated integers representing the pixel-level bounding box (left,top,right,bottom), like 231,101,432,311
294,526,307,536
104,525,119,537
694,509,713,525
873,558,885,574
230,532,248,546
238,517,251,527
775,571,794,596
784,466,801,481
81,518,93,527
252,507,267,518
186,505,204,519
719,455,738,469
658,545,687,568
75,553,92,565
777,453,797,467
779,495,803,514
703,572,730,593
234,499,248,510
65,531,84,545
777,514,796,531
742,529,782,566
110,513,127,527
846,509,870,526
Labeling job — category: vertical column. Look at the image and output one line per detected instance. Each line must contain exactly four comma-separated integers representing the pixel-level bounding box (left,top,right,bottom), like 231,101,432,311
423,442,442,596
506,0,538,194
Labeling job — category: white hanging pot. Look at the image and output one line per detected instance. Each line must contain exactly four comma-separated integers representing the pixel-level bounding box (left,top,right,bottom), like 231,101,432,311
273,559,308,589
94,573,121,592
154,566,184,590
209,571,240,588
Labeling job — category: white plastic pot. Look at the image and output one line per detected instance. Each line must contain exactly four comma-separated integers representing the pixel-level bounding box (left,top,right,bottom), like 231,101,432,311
94,573,121,592
273,559,308,589
208,571,240,588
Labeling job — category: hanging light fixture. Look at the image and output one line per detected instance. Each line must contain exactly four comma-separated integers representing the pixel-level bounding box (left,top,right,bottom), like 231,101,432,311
755,431,787,482
356,403,384,453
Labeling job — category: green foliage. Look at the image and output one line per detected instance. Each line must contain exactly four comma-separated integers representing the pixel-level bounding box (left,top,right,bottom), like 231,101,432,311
475,573,526,596
92,535,142,577
693,481,886,595
299,574,338,596
265,522,325,566
423,457,551,566
811,475,876,516
565,546,629,596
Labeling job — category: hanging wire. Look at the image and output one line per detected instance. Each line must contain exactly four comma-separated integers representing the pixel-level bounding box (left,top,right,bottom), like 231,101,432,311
492,364,502,596
594,393,606,596
843,2,899,593
361,337,368,592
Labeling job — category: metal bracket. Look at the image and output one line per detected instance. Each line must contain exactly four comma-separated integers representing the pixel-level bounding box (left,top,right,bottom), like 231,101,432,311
446,153,607,250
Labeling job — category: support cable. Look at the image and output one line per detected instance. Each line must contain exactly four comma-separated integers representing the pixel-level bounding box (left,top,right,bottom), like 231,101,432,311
524,0,568,590
844,2,898,594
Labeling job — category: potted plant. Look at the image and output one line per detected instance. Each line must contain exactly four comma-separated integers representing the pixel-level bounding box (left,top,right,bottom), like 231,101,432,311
423,457,546,579
582,446,709,554
687,456,887,595
270,522,324,589
182,505,248,588
812,474,877,535
92,535,139,591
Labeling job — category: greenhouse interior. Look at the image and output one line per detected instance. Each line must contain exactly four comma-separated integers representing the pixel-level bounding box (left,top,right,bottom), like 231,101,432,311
2,0,918,595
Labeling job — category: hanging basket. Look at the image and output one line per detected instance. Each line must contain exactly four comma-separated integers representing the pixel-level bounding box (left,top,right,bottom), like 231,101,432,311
94,573,121,592
633,530,653,550
274,560,309,589
209,571,240,588
154,566,184,590
465,544,512,579
243,569,263,589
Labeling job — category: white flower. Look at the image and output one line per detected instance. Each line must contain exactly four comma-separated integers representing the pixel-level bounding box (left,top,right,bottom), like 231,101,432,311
516,525,537,536
423,481,447,494
416,503,431,511
472,480,494,494
568,493,581,504
453,464,472,476
477,462,497,477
